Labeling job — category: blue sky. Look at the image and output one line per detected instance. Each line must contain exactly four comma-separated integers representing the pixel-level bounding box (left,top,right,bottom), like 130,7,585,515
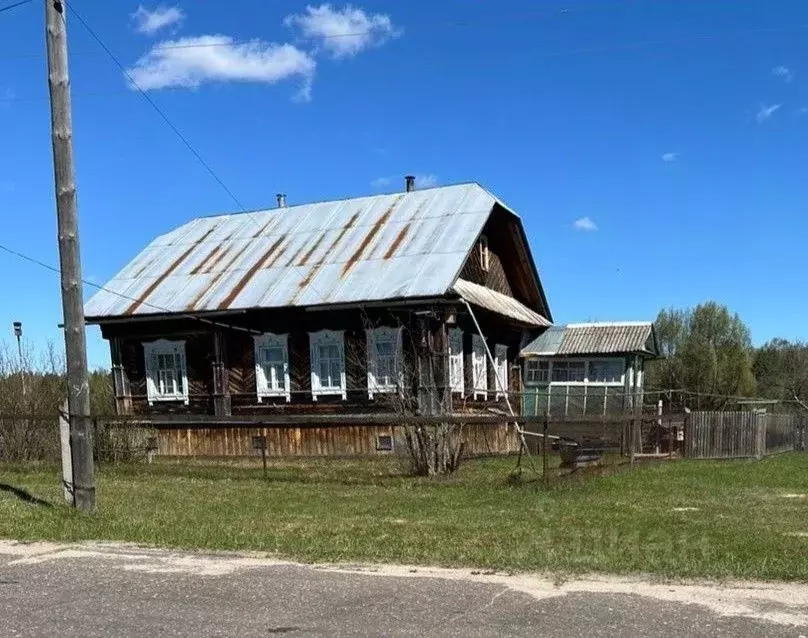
1,0,808,369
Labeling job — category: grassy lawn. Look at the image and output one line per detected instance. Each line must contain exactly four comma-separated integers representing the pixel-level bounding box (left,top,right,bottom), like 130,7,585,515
1,454,807,581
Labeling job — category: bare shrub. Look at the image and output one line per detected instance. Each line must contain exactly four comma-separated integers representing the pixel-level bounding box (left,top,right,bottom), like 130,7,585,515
355,311,465,476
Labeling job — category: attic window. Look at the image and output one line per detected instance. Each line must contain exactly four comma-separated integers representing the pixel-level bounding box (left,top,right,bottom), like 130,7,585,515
479,235,490,272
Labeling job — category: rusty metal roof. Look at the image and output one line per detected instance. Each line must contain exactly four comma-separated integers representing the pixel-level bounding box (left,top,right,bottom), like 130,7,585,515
520,322,658,357
85,183,530,319
452,279,550,327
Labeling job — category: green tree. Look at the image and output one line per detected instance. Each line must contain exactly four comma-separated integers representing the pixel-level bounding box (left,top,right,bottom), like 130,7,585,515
647,302,755,408
753,339,808,411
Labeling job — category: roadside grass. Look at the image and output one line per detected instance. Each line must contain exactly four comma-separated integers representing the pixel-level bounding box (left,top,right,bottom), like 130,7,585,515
1,454,807,581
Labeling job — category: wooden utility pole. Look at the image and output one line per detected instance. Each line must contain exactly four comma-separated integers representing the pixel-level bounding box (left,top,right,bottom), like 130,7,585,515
45,0,96,512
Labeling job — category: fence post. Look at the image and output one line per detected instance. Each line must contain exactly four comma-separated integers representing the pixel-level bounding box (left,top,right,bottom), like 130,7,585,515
542,416,549,489
756,413,766,459
629,412,636,467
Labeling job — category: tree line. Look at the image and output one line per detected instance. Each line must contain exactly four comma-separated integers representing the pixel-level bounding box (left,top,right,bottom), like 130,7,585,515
0,341,115,461
647,301,808,410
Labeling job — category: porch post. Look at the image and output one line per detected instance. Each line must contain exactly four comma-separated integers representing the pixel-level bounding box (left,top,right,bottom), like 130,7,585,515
110,337,131,415
212,331,231,416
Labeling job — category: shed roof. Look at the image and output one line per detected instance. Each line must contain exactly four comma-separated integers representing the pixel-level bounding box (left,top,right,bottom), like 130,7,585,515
452,279,550,327
85,183,549,322
520,322,658,357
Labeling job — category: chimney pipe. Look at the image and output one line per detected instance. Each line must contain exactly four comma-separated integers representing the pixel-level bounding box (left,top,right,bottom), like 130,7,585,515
405,175,415,192
276,193,287,208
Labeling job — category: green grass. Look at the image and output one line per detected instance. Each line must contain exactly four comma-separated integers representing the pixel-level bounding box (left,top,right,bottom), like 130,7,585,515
2,454,808,581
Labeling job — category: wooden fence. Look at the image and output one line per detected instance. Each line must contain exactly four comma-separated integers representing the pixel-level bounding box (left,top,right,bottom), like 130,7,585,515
684,411,804,459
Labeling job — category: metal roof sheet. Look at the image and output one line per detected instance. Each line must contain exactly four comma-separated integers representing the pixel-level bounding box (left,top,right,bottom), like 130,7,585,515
452,279,550,327
520,322,657,357
85,183,507,319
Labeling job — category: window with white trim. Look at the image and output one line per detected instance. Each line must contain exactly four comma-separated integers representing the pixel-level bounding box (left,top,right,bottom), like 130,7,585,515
525,360,549,384
367,327,403,398
494,344,508,399
524,358,626,387
448,328,464,394
254,333,290,402
551,360,586,383
309,330,346,400
143,339,188,405
472,334,488,399
589,359,624,384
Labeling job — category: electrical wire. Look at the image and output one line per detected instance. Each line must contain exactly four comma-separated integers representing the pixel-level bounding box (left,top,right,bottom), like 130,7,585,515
4,18,808,103
60,2,372,310
0,0,786,62
0,241,261,334
64,2,247,213
0,0,32,14
2,3,397,329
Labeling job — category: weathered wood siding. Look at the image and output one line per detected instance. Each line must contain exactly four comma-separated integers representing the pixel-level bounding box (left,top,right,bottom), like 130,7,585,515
154,423,518,458
456,206,549,319
459,236,513,297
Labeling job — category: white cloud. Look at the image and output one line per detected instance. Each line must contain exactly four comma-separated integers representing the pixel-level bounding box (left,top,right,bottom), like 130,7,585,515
126,35,316,97
756,103,782,123
131,5,185,36
414,174,438,188
798,107,808,115
573,216,597,232
772,65,793,83
661,152,679,162
370,176,393,189
285,4,400,58
371,174,438,190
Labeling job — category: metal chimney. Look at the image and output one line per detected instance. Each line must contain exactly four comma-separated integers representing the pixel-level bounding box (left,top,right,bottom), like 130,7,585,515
405,175,415,192
276,193,287,208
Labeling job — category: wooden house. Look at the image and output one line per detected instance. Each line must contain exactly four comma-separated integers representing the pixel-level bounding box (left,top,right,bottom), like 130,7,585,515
86,178,656,457
86,179,554,456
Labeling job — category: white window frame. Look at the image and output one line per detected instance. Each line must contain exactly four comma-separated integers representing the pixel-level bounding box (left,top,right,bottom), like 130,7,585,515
309,329,347,400
448,328,464,395
143,339,188,405
366,326,403,399
523,357,626,387
551,359,587,384
471,334,488,400
525,359,549,384
494,344,508,399
583,358,626,386
253,333,290,402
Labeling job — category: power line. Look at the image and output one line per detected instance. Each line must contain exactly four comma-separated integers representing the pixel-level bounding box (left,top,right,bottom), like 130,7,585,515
0,4,580,59
0,0,32,14
0,0,773,62
4,19,808,100
0,241,260,335
64,2,248,213
61,2,347,308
